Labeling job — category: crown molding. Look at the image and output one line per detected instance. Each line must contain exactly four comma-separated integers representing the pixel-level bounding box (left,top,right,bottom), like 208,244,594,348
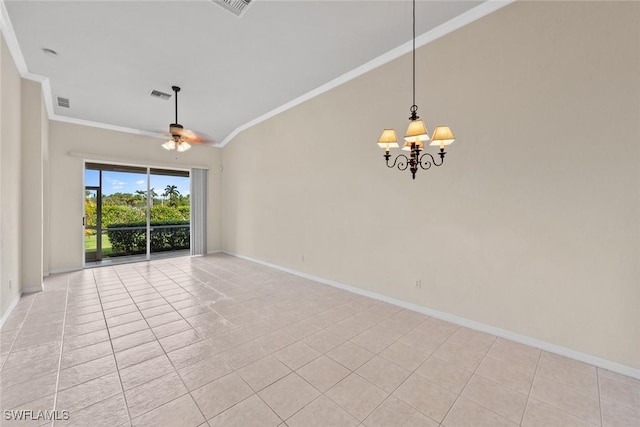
1,0,514,147
218,0,516,147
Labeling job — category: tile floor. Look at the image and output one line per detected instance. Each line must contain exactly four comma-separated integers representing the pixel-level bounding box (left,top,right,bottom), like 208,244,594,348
0,254,638,427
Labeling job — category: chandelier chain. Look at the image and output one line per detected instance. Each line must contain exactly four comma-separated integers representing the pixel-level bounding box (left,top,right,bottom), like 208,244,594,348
412,0,416,111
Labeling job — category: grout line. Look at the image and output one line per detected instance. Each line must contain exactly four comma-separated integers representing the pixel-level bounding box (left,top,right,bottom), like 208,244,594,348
520,349,543,426
91,266,134,426
0,294,38,372
596,368,604,426
51,274,72,427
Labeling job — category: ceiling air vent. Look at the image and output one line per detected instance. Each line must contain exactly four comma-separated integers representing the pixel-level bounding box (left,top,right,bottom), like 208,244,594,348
149,89,172,100
211,0,252,17
57,97,70,108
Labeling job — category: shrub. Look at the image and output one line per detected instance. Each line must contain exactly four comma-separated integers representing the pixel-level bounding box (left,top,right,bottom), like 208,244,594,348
106,221,190,256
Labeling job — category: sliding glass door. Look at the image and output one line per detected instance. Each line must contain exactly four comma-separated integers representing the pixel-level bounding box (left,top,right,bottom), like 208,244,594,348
84,163,190,266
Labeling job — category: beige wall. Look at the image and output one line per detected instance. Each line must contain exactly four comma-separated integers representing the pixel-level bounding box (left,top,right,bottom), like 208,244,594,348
0,33,23,317
222,1,640,369
48,121,223,272
21,79,47,291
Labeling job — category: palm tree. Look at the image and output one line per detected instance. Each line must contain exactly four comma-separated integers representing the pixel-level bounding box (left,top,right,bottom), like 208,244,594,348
163,185,181,207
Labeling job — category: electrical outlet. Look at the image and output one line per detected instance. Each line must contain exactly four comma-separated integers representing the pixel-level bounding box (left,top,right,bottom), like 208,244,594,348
415,279,422,289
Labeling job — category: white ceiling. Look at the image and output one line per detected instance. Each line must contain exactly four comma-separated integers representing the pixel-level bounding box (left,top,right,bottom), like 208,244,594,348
4,0,487,146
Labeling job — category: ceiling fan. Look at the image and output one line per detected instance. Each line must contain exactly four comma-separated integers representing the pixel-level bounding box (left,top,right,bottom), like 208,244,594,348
161,86,211,152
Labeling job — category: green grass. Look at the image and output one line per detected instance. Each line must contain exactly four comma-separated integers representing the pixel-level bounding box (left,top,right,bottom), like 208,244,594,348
85,233,113,256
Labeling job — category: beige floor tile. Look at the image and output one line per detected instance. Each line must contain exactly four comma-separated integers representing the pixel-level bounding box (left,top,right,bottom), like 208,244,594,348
119,354,175,390
0,372,58,410
103,304,139,319
393,373,457,423
109,320,149,340
4,256,640,427
236,355,292,392
110,329,157,353
325,373,388,421
350,327,401,354
106,311,144,328
2,394,56,427
65,311,105,326
530,373,600,425
58,354,117,391
448,327,496,352
140,304,176,319
56,393,129,427
64,319,106,338
125,371,188,419
442,397,518,427
191,372,254,419
379,341,430,371
598,369,640,409
220,340,269,369
537,355,598,394
63,329,110,352
522,398,597,427
145,311,182,328
208,394,281,427
178,354,234,391
601,397,640,427
297,355,350,392
61,340,113,369
0,353,59,388
167,338,219,370
414,356,473,394
486,338,540,374
302,329,346,354
258,373,320,420
476,356,535,395
364,395,439,427
398,329,446,356
432,340,486,371
273,341,320,370
326,341,374,371
287,395,359,427
255,329,298,354
115,340,164,369
152,319,194,339
356,356,410,393
158,328,202,353
132,394,205,427
461,375,528,423
56,372,121,413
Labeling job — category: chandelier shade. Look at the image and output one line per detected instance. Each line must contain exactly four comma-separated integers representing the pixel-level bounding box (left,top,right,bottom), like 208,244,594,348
430,126,455,148
377,129,400,151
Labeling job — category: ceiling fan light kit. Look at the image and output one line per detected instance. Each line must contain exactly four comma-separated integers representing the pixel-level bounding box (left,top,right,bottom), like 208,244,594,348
377,0,456,180
162,86,194,152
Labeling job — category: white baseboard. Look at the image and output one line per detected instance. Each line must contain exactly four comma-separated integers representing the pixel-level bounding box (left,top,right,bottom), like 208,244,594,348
0,292,22,329
49,266,81,275
22,287,43,294
224,251,640,380
206,250,223,255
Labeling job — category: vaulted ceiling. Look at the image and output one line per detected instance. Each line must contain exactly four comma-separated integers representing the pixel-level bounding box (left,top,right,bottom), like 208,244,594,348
4,0,489,146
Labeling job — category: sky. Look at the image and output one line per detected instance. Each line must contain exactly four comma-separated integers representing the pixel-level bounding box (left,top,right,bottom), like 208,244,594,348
86,170,190,196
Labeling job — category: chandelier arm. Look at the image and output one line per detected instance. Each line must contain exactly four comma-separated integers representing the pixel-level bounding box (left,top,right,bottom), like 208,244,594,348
418,150,446,170
385,154,410,171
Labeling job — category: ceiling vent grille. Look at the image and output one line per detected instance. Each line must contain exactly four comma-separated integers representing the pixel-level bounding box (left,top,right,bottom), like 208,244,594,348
211,0,252,17
150,89,172,100
57,97,70,108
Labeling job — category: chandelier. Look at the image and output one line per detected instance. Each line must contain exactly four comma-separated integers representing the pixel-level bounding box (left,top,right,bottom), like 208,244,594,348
377,0,455,180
